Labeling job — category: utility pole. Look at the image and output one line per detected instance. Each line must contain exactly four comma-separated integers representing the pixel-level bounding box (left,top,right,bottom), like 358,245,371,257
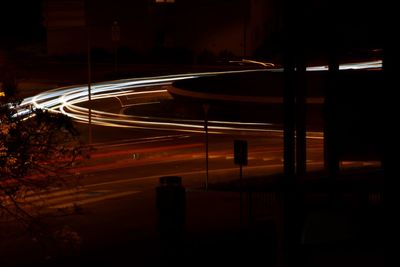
86,0,92,145
243,0,250,58
111,21,120,73
203,103,210,191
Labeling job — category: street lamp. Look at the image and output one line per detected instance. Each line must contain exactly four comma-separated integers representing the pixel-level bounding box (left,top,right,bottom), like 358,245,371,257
86,0,92,145
203,103,210,191
111,21,121,73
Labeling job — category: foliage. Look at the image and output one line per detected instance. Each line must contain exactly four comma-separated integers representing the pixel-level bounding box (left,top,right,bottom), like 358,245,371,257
0,101,86,229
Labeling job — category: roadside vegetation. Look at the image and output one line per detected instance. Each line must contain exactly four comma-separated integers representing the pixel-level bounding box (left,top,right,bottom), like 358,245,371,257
1,78,88,261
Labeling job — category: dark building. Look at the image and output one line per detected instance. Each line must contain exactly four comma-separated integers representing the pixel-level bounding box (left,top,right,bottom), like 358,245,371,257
43,0,280,61
43,0,87,55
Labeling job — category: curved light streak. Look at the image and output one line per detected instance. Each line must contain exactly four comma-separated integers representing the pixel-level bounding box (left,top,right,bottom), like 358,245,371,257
18,60,381,134
20,72,275,133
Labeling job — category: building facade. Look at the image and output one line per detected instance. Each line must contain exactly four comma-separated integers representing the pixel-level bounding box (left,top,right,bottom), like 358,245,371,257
43,0,279,61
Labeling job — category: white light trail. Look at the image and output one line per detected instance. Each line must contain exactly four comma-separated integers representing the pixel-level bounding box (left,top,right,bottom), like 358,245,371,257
16,60,381,133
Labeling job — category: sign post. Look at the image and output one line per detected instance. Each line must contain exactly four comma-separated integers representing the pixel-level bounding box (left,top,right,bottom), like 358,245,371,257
234,139,248,178
234,139,248,226
203,103,210,191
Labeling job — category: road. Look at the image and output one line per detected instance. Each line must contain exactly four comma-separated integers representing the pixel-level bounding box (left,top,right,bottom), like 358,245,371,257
1,64,383,265
14,58,385,211
14,69,329,211
16,62,386,211
12,128,322,212
2,110,326,263
61,130,322,204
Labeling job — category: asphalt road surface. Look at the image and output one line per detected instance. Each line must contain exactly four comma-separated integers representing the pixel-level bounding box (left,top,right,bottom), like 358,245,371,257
1,65,382,265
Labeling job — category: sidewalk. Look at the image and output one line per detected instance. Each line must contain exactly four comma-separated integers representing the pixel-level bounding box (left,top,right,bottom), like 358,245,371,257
0,188,275,266
67,188,273,266
1,167,383,266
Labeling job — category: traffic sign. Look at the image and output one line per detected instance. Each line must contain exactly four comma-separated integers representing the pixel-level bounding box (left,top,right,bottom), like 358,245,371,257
234,140,248,166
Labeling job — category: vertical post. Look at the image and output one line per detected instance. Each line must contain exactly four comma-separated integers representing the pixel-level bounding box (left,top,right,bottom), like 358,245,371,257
324,44,340,178
281,0,305,266
383,8,396,255
283,51,296,179
243,5,247,58
295,57,307,176
242,0,251,58
111,21,120,74
323,0,340,178
239,163,243,226
205,115,209,191
282,48,296,267
234,139,248,227
113,43,118,73
203,103,210,191
86,0,92,145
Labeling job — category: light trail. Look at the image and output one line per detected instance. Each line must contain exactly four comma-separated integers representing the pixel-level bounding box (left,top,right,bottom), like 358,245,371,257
18,60,382,134
306,59,382,71
20,71,275,133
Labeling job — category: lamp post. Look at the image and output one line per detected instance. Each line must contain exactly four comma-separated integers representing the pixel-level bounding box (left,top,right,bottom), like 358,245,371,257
203,103,210,191
86,0,92,145
111,21,120,73
243,0,250,58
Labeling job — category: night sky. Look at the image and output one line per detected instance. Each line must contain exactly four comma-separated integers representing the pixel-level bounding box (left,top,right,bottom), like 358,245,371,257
0,1,44,47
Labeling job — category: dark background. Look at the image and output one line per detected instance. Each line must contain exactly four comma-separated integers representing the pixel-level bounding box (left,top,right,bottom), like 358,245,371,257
0,1,45,48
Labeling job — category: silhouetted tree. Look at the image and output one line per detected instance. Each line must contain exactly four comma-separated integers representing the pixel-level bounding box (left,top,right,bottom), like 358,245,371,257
1,99,86,239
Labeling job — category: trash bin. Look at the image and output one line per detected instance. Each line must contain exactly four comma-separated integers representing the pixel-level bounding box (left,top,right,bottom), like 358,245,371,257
156,176,186,240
